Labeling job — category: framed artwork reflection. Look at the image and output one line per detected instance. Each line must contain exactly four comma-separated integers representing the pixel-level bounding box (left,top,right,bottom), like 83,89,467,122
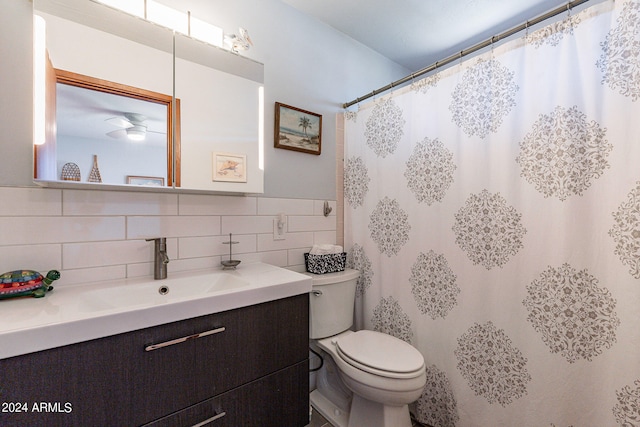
212,152,247,182
127,175,165,186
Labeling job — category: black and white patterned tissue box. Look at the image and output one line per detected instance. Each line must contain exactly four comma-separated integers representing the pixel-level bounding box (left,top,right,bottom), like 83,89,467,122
304,252,347,274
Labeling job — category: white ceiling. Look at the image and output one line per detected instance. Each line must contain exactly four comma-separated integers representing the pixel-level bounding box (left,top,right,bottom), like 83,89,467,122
56,83,167,145
281,0,576,72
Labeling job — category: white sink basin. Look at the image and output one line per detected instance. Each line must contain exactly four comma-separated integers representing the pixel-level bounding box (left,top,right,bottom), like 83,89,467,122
78,272,251,312
0,262,311,359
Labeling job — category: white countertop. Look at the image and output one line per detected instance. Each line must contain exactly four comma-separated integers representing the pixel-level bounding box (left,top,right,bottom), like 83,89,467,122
0,262,311,359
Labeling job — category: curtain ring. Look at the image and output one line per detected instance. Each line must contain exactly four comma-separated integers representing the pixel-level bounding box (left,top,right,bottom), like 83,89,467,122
410,72,418,91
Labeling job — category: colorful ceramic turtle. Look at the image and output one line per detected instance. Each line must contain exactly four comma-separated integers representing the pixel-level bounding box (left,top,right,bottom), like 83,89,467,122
0,270,60,299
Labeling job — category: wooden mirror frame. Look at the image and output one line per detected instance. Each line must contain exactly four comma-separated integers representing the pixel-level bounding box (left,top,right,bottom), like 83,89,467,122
36,68,181,187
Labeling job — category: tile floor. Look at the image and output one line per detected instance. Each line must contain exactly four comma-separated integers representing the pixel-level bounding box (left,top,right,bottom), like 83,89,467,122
307,407,331,427
306,406,425,427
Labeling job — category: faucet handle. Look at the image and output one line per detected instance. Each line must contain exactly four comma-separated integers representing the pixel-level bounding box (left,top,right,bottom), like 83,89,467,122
146,237,168,259
146,237,167,248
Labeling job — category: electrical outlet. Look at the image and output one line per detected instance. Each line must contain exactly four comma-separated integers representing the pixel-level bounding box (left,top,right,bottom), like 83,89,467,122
273,214,286,240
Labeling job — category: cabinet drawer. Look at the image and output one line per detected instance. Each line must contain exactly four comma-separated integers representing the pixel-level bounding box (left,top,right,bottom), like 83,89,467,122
144,360,309,427
135,294,309,422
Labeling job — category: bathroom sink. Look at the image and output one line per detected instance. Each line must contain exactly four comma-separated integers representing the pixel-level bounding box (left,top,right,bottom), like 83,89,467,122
78,272,251,311
0,262,312,359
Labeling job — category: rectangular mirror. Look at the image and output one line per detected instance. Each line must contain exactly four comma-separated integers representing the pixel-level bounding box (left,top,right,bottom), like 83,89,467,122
174,33,263,193
33,0,264,193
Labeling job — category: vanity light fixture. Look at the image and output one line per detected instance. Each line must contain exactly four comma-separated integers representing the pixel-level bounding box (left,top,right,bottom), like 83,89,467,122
33,15,46,146
93,0,223,48
258,86,265,170
92,0,145,18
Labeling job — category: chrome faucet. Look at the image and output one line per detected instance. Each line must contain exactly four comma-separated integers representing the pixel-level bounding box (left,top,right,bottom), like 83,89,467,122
146,238,169,280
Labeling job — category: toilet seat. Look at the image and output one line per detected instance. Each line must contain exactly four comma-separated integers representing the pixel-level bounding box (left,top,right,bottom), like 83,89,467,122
334,330,424,379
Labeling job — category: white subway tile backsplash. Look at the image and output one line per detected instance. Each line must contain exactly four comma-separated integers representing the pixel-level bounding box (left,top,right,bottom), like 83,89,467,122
313,231,338,246
257,198,314,215
179,234,257,259
0,187,61,216
0,244,61,273
2,187,335,286
126,262,156,278
256,232,314,252
0,216,125,245
288,215,336,232
63,189,178,216
288,247,311,267
63,239,155,269
239,250,288,267
127,216,221,239
166,256,222,273
179,194,257,215
59,265,127,287
177,236,218,259
221,215,274,235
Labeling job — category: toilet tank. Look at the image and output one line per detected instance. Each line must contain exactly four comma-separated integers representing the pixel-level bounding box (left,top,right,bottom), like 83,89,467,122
307,268,360,339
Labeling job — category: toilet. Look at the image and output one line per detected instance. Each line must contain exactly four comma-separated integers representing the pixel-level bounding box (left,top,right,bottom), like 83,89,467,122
308,268,426,427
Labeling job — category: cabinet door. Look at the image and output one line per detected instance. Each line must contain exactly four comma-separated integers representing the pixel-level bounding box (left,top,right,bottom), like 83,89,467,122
0,328,140,427
144,360,309,427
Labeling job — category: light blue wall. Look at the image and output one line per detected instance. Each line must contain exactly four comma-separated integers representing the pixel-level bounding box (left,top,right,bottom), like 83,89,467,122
213,0,410,199
0,0,409,199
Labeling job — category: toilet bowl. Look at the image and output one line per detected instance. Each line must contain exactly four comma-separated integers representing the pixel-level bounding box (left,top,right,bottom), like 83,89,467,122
308,269,426,427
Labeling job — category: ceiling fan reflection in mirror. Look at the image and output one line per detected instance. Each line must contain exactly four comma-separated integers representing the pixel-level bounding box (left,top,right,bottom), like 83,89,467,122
105,112,162,141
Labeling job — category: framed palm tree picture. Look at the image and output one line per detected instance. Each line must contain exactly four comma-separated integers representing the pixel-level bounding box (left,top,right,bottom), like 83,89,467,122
274,102,322,155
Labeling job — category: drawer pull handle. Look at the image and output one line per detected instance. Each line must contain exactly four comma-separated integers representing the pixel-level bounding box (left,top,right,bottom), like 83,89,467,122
192,411,226,426
145,326,226,351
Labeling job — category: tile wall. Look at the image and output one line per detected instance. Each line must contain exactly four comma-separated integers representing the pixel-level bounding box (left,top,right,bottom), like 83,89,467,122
0,186,336,288
336,113,345,248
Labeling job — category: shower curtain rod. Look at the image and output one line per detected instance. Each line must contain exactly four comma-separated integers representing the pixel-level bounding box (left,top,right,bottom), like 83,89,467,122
343,0,591,109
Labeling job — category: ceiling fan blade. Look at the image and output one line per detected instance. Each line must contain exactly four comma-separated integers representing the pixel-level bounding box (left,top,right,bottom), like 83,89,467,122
106,129,127,139
105,117,134,128
124,112,147,123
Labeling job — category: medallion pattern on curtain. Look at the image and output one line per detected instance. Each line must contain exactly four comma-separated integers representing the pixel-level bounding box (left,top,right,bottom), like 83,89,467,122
343,1,640,425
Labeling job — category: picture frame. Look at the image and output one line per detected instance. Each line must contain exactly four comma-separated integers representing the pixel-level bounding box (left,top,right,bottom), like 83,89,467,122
212,152,247,182
274,102,322,155
127,175,165,186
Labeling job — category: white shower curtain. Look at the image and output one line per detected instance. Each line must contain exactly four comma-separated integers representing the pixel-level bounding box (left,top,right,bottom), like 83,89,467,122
343,1,640,425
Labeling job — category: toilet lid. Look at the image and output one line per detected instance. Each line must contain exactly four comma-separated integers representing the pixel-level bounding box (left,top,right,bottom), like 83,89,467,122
335,330,424,379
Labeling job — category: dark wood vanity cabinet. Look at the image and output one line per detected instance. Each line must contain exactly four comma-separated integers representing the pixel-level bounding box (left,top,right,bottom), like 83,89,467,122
0,294,309,427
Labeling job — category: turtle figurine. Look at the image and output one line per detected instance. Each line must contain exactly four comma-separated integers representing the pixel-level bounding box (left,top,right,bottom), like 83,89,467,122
0,269,60,299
